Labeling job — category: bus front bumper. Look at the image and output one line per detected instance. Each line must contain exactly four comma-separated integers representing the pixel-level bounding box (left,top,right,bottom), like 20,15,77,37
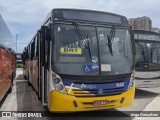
135,79,160,88
49,87,135,112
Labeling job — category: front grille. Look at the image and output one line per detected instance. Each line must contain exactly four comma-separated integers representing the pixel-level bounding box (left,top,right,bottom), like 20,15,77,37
72,87,124,97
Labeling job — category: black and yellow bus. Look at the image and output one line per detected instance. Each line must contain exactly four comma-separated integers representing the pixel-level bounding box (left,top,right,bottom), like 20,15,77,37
22,8,135,112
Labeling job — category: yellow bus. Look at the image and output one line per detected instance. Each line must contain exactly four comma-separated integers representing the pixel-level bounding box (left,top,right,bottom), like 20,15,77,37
22,9,135,112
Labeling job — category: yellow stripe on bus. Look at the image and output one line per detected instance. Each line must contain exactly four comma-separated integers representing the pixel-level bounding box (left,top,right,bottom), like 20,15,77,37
60,47,82,55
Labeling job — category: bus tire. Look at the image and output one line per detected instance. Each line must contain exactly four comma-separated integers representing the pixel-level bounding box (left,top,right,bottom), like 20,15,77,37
24,75,27,80
28,81,32,86
7,86,12,94
38,96,42,100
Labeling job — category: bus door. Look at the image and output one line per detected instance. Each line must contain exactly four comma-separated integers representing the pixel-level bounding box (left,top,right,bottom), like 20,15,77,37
39,26,51,106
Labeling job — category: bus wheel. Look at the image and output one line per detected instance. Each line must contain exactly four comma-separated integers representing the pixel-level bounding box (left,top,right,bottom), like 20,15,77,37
28,81,32,86
7,86,12,94
24,74,27,79
38,97,42,100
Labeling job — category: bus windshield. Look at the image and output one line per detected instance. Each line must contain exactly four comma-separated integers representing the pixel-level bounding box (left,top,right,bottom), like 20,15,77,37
53,24,133,76
135,41,160,70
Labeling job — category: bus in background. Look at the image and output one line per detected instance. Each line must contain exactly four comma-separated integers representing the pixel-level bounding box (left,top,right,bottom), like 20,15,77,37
133,30,160,88
22,9,135,112
16,53,23,68
0,43,16,101
16,53,22,61
22,49,29,79
0,14,16,102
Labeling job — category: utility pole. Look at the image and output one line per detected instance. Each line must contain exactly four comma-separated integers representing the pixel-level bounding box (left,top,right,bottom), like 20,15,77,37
16,33,18,53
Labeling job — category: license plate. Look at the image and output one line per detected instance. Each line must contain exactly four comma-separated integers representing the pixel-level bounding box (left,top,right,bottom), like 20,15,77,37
93,100,108,106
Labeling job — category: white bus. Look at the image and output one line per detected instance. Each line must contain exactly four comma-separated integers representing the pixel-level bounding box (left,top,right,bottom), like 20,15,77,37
133,30,160,88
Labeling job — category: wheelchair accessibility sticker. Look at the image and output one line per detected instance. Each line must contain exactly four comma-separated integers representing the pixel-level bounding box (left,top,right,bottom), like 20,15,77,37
84,64,99,72
60,47,82,55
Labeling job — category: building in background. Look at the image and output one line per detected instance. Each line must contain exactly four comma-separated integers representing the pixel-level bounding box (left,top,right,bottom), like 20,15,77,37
128,16,152,31
152,27,160,33
0,14,15,50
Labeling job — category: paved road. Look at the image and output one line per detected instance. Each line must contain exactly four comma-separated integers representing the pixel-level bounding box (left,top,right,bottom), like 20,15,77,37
0,68,160,120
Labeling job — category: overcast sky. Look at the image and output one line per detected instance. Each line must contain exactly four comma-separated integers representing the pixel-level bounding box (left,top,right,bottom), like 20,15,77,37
0,0,160,52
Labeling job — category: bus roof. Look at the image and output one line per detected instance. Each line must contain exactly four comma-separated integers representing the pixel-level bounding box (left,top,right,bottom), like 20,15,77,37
25,8,129,50
0,43,15,54
132,30,160,41
46,8,128,25
0,43,6,49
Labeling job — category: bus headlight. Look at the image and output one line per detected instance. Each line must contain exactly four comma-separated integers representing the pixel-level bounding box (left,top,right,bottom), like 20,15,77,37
53,78,61,84
52,73,67,94
55,84,64,91
128,75,135,90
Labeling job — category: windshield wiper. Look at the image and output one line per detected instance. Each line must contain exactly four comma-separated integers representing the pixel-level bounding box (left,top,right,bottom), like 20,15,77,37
72,22,92,60
107,26,116,56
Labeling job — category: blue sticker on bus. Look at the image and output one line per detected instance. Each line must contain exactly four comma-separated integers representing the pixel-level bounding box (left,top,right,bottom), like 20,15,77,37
92,64,99,70
84,64,99,72
84,65,91,72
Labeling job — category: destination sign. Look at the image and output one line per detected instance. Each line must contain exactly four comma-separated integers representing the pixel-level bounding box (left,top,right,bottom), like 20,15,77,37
53,9,128,25
134,34,160,41
63,11,122,24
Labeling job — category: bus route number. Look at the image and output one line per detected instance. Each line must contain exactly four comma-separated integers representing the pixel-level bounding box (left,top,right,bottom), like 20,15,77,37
116,82,124,87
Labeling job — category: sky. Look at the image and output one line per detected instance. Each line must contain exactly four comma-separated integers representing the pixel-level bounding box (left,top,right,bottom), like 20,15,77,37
0,0,160,52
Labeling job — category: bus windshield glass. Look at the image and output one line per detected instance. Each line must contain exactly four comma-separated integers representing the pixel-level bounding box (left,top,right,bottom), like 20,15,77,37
135,41,160,70
53,24,133,76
